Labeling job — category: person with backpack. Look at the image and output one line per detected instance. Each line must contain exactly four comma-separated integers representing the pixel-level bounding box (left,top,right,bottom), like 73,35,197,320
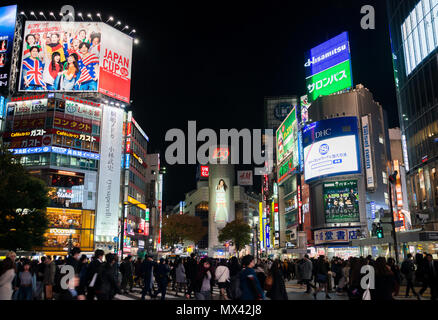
43,256,56,300
215,260,230,300
239,255,265,300
94,253,121,300
85,249,105,300
401,253,419,299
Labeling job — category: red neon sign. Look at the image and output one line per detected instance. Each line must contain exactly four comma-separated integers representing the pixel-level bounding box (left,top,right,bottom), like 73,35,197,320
212,147,229,161
201,166,209,177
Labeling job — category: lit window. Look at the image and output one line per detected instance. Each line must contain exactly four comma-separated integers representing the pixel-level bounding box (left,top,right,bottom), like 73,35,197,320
382,171,388,184
384,192,389,206
379,136,384,144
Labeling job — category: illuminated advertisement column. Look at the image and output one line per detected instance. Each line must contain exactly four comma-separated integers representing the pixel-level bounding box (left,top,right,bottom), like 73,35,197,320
95,105,124,241
0,5,17,96
208,153,235,256
157,173,163,252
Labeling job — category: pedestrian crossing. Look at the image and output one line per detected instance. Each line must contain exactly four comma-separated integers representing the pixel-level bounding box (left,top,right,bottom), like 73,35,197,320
114,285,223,300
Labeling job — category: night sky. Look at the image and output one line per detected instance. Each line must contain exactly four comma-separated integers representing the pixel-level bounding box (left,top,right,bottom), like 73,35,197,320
11,0,399,207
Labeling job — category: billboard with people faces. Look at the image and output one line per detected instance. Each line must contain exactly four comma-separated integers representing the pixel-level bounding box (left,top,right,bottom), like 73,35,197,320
19,21,132,103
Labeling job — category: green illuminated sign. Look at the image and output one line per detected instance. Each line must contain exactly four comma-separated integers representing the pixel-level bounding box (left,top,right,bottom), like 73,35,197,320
145,208,150,222
306,60,352,101
276,107,298,167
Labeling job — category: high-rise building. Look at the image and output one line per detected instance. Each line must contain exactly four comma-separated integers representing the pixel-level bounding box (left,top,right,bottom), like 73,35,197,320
387,0,438,231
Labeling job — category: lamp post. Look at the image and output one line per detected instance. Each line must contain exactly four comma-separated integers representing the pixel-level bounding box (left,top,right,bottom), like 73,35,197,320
388,171,400,264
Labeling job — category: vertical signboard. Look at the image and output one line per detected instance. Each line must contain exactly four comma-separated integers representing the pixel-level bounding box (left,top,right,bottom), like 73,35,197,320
276,107,299,167
393,160,406,231
0,5,17,94
361,115,375,189
259,202,264,250
304,31,353,102
99,23,133,103
95,105,124,238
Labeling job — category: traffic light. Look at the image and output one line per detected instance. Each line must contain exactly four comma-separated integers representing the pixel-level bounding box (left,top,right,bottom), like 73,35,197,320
376,224,384,239
389,171,398,184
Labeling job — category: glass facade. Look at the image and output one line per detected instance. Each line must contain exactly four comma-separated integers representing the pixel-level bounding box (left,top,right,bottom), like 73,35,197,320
387,0,438,227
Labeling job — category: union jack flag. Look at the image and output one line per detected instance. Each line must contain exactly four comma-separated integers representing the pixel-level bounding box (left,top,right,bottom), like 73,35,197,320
77,53,99,84
22,57,45,87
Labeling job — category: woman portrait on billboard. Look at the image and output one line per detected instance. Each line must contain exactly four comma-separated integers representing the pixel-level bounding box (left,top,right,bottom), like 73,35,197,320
215,179,228,226
44,52,63,90
60,52,80,91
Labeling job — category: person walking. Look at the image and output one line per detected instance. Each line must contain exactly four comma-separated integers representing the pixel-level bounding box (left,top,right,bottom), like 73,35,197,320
94,253,121,300
175,258,187,297
134,257,143,288
43,256,56,300
371,257,395,300
266,260,288,300
0,258,16,300
301,254,316,294
215,260,230,300
313,255,331,300
120,255,134,294
240,255,265,300
185,253,198,299
16,261,33,300
401,253,420,299
419,254,438,300
153,258,170,300
194,258,213,300
85,249,105,301
387,257,401,297
140,255,157,300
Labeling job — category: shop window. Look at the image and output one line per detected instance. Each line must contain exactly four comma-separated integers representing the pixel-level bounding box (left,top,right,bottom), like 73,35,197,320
55,135,63,145
92,124,100,135
65,137,74,147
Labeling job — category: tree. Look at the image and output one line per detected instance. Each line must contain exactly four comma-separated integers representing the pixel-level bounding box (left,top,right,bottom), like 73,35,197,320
218,219,252,254
0,147,49,251
162,214,207,248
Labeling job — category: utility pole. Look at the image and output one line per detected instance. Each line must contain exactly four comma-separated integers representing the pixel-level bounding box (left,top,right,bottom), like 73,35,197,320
388,171,400,264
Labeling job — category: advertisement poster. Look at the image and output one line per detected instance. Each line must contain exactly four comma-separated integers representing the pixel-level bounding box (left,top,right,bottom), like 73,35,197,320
304,31,353,101
19,21,132,103
276,106,299,167
213,177,230,227
303,117,360,182
323,180,359,223
237,170,253,186
95,105,124,238
0,5,17,95
361,115,375,189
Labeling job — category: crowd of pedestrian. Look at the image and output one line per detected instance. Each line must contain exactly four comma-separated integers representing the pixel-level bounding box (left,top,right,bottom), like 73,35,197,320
1,248,437,300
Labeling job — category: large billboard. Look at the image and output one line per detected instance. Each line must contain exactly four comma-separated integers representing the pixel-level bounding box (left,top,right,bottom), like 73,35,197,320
303,117,360,182
95,105,124,238
276,106,299,167
323,180,359,223
0,5,17,94
19,21,132,103
305,31,353,102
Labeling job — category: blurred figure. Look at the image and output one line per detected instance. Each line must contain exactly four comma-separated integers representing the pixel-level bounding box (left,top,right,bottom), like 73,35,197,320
43,256,56,300
387,257,401,296
313,255,331,300
95,253,121,300
153,258,170,300
0,258,16,300
372,257,395,300
401,253,419,299
85,249,105,300
215,259,230,300
16,261,33,300
266,260,288,300
140,255,157,300
120,255,134,294
194,258,213,300
419,254,438,300
175,258,187,297
239,255,265,300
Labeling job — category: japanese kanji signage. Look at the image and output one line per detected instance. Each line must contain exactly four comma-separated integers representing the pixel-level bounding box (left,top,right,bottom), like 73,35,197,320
276,106,299,167
314,227,359,245
304,31,353,102
65,101,101,121
95,105,124,238
7,99,47,116
361,115,375,189
237,170,253,186
306,60,353,102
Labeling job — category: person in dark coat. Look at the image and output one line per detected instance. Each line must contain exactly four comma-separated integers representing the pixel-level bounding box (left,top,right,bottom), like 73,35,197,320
153,258,170,300
387,257,401,296
313,255,331,300
94,253,121,300
85,249,104,300
371,257,395,300
140,255,157,300
120,255,134,293
401,253,419,299
134,258,143,287
184,253,198,299
266,260,288,300
419,254,438,300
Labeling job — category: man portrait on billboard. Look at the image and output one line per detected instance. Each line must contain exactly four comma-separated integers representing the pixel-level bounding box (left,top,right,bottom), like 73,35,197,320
23,34,43,60
215,179,229,227
22,46,46,91
346,188,358,217
76,42,99,91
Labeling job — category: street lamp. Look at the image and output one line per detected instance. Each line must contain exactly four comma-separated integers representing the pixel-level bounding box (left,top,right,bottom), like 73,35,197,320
122,25,129,31
87,13,92,20
39,12,47,19
129,29,136,35
106,16,113,23
115,21,121,27
78,12,84,21
96,13,102,21
49,12,55,20
20,11,28,19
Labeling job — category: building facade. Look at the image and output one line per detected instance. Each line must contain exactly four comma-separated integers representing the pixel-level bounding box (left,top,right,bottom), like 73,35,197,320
387,0,438,231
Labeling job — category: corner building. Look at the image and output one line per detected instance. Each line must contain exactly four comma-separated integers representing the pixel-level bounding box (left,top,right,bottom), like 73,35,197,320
305,85,392,259
387,0,438,231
